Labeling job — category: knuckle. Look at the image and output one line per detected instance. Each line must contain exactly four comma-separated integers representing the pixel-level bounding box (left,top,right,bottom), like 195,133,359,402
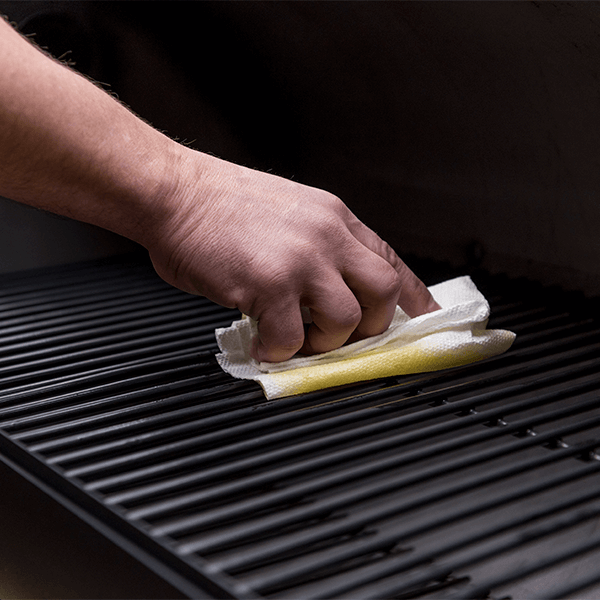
397,269,421,298
315,188,343,208
328,195,349,218
244,265,296,309
375,268,402,302
381,242,402,269
308,193,352,233
362,265,401,307
336,299,363,330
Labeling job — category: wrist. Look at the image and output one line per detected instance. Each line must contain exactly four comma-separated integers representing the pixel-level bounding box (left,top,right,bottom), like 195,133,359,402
111,133,190,249
129,142,225,254
135,148,232,250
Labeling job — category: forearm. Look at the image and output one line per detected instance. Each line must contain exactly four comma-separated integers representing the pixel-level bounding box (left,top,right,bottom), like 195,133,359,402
0,17,186,246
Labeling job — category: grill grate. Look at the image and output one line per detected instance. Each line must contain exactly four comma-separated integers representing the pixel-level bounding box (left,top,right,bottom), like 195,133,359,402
1,255,600,599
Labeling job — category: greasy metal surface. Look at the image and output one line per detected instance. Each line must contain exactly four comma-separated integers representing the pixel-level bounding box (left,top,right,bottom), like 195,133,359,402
1,255,600,599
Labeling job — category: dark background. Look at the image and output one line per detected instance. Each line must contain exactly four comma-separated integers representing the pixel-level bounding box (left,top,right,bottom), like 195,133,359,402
1,1,600,293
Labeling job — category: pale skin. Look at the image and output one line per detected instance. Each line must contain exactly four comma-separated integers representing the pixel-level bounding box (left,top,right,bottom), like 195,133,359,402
0,17,440,362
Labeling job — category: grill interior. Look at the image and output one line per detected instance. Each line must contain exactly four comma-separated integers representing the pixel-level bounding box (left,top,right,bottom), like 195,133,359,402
2,254,600,599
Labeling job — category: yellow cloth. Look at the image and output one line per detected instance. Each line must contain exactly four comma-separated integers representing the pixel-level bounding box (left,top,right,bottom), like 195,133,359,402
215,276,515,399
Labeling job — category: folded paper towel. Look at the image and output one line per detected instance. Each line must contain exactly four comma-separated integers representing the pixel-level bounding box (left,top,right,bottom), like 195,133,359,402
215,276,516,399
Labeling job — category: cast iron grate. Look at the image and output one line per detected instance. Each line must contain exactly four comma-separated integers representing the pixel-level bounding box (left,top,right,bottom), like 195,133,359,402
1,254,600,599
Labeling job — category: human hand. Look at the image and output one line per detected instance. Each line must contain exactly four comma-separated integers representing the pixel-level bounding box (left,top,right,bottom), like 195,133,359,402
147,151,440,362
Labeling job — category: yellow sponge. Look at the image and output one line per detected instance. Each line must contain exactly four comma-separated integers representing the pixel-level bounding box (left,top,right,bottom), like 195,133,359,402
216,276,515,399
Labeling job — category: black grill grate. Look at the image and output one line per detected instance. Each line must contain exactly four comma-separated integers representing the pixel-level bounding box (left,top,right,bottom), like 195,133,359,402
2,255,600,599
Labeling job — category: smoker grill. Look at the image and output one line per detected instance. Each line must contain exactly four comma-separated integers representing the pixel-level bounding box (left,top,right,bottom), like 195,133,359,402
1,255,600,599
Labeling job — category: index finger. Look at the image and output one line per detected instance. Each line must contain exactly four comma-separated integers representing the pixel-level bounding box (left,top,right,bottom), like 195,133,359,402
394,259,441,317
345,218,440,317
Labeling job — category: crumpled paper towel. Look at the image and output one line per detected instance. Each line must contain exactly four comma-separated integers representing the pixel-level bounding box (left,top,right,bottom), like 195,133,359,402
215,276,515,399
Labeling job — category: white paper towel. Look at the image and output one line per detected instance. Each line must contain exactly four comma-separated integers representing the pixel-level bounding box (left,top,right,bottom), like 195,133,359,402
216,276,516,399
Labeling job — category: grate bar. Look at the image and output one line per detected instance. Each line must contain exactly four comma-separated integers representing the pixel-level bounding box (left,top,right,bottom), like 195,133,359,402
487,306,561,327
343,504,600,600
0,329,222,390
167,393,600,551
64,342,600,486
0,284,185,330
0,262,157,305
281,464,600,598
148,389,600,542
118,371,600,518
0,312,233,369
48,318,600,479
0,349,215,399
234,441,600,594
25,382,264,454
194,416,600,569
440,517,600,600
49,387,270,468
0,358,215,416
0,296,224,346
543,568,600,600
0,374,227,432
15,377,243,441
